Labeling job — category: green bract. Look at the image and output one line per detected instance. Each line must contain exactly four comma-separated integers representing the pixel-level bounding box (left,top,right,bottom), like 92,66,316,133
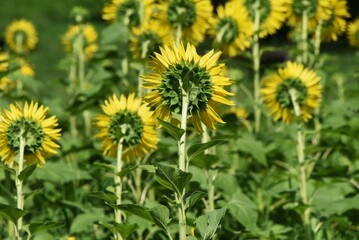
276,78,308,108
167,0,197,28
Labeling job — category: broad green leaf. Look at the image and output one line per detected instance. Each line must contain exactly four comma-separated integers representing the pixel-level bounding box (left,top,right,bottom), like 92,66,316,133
139,164,156,173
187,140,224,161
191,154,220,169
93,162,116,170
19,164,37,182
186,191,207,209
157,118,185,141
100,22,129,45
0,165,16,175
0,203,25,224
225,190,258,233
29,221,64,236
194,208,226,240
117,204,153,222
86,191,118,204
70,209,104,233
117,165,137,178
235,136,267,166
150,205,171,232
155,165,192,195
100,221,138,238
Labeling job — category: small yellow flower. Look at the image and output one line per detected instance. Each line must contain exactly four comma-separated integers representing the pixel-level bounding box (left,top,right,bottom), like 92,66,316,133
0,77,16,94
210,1,254,57
261,62,322,124
0,101,61,166
142,42,234,132
95,93,158,161
62,24,98,59
0,51,9,72
347,19,359,48
5,19,38,54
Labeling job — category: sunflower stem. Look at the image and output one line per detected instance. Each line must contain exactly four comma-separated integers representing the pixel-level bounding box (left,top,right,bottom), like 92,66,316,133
289,89,312,240
138,63,144,97
253,0,262,133
175,25,182,46
15,130,26,240
114,138,124,240
15,33,24,54
177,88,189,240
300,0,309,64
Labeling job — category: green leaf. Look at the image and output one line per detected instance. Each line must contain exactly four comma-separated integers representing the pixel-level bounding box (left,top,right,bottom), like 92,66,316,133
100,221,138,238
235,136,267,166
194,208,226,240
100,22,129,45
86,191,118,204
186,191,207,209
155,165,192,195
187,140,225,161
226,190,258,233
191,154,220,169
29,221,64,236
19,164,37,182
93,162,116,170
139,164,156,173
117,204,153,222
150,205,171,232
117,165,137,178
0,165,16,175
70,209,104,233
0,203,25,224
157,118,185,141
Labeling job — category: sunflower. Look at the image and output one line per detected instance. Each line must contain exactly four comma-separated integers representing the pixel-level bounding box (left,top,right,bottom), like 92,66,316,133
131,20,174,60
62,24,98,59
102,0,155,27
209,1,253,57
4,19,38,54
347,19,359,48
238,0,290,38
321,0,350,42
0,101,61,166
156,0,213,45
0,77,15,94
287,0,331,31
142,42,234,132
0,51,9,73
261,61,322,124
95,93,158,161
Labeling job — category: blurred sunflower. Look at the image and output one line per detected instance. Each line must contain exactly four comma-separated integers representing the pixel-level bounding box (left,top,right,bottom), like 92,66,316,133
131,20,174,60
261,61,322,124
4,19,38,54
156,0,213,44
0,51,9,73
0,101,61,166
62,24,98,59
287,0,331,31
102,0,155,27
321,0,349,42
95,93,158,161
239,0,290,38
142,42,234,132
210,1,253,57
347,19,359,48
0,77,15,94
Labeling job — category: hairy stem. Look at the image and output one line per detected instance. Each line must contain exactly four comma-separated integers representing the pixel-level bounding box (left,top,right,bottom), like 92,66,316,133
114,139,124,240
301,0,309,64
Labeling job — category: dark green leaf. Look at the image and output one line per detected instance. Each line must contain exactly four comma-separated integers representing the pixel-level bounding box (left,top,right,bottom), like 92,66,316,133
100,221,138,238
186,191,207,209
191,154,220,169
150,205,171,232
117,204,153,222
117,165,137,178
157,118,185,141
19,164,37,182
93,162,116,170
155,165,192,195
0,203,25,224
0,165,16,175
235,137,267,166
187,140,225,161
86,191,118,204
29,221,64,236
70,209,104,233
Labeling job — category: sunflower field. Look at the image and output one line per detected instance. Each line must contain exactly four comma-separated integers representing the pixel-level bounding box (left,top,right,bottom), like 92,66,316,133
0,0,359,239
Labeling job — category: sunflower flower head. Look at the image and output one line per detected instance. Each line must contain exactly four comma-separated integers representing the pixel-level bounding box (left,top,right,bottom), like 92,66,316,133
131,20,174,60
321,0,350,42
347,19,359,48
288,0,331,31
261,61,322,124
142,42,234,133
95,93,158,161
157,0,213,45
240,0,290,38
0,101,61,167
62,24,98,59
210,1,254,57
5,19,38,54
102,0,155,27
